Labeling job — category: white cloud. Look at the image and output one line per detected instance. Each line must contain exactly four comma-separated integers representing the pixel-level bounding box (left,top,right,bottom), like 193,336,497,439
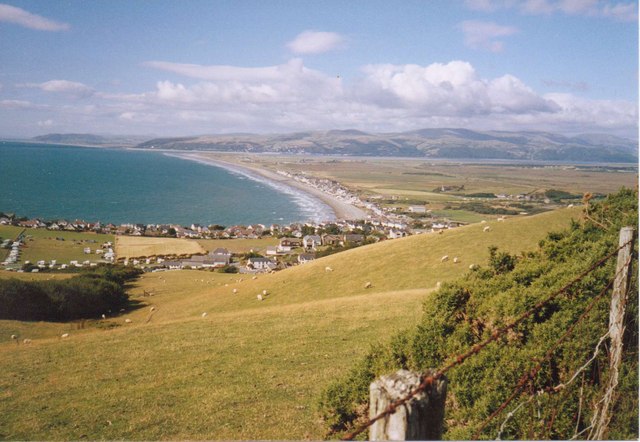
23,80,94,98
465,0,638,21
0,3,69,31
286,30,346,54
459,20,518,52
37,119,54,127
3,59,636,138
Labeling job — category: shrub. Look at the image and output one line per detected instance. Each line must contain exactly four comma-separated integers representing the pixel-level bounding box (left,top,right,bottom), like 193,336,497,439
317,188,638,440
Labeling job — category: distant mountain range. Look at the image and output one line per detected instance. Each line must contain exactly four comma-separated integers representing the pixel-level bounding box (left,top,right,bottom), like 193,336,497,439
31,129,638,162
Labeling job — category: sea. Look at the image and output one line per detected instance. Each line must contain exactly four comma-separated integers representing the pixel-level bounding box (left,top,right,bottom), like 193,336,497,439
0,142,334,226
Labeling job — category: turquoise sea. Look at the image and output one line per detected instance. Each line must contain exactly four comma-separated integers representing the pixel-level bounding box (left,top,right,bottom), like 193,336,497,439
0,142,333,226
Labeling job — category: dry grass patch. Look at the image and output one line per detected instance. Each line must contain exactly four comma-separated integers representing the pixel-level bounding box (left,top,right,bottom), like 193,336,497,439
115,236,205,259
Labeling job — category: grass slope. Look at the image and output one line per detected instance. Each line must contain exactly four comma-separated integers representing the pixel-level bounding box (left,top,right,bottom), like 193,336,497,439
0,208,580,440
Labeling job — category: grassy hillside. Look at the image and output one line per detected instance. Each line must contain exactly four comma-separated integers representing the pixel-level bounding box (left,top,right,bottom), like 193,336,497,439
0,207,580,440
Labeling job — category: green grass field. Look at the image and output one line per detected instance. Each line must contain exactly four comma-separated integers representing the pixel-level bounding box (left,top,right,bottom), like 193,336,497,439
0,226,114,266
0,207,581,439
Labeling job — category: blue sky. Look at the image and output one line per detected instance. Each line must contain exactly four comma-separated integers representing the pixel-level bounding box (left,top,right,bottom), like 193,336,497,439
0,0,637,138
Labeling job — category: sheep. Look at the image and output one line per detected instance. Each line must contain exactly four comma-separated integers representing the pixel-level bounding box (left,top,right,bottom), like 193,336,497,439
150,306,156,312
441,255,449,262
567,204,574,208
480,220,487,224
101,314,106,319
201,312,208,318
497,217,506,222
453,257,460,263
11,334,18,340
61,333,69,339
325,266,333,272
262,289,268,296
469,264,479,270
252,276,258,280
124,319,132,323
436,281,442,288
483,226,491,232
23,338,32,344
232,288,238,294
257,294,263,301
364,282,372,289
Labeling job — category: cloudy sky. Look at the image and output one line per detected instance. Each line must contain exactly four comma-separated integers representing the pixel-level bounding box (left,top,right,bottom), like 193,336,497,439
0,0,637,138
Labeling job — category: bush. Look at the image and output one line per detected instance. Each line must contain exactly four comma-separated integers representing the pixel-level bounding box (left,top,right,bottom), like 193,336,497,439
317,188,638,440
0,266,138,321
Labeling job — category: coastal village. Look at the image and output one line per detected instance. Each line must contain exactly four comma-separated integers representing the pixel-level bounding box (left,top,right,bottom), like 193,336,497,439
0,175,472,273
0,169,567,274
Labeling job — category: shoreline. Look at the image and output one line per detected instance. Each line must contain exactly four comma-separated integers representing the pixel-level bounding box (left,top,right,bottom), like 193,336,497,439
167,152,367,221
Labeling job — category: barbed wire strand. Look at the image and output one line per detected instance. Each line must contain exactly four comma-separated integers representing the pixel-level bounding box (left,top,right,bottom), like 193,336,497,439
472,262,622,440
341,239,632,441
495,330,610,440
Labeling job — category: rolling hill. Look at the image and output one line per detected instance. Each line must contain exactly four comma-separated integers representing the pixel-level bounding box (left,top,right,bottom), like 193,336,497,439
133,129,638,162
0,207,583,439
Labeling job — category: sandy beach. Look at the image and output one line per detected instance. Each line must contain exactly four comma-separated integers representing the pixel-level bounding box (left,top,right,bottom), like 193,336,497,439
168,152,367,221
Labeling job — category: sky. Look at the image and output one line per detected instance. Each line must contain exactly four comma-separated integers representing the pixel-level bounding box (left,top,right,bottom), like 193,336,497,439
0,0,637,139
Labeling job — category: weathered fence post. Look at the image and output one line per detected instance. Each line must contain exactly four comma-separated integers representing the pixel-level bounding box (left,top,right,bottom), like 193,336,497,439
369,369,447,440
592,226,635,440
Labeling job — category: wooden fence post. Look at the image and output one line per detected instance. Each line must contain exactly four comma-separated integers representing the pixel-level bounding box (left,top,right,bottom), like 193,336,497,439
592,226,635,440
369,369,447,441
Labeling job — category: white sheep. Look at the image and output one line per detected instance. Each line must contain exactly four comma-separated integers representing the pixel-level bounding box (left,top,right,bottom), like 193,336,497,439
441,255,449,262
101,314,106,319
497,217,506,222
469,264,479,270
257,294,263,301
483,226,491,232
364,281,372,289
150,306,156,312
11,334,17,340
325,266,333,272
61,333,69,339
124,319,132,323
262,289,268,296
232,288,238,294
480,220,487,223
23,338,32,344
252,276,258,280
436,281,442,288
201,312,208,318
453,257,460,263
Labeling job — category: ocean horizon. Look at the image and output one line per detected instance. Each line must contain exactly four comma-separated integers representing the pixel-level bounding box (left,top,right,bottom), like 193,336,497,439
0,142,334,226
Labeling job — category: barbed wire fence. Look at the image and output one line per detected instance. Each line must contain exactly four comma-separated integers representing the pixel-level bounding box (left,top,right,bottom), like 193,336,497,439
342,227,635,441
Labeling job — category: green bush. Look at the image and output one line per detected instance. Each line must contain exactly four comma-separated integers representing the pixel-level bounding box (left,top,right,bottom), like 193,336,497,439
317,188,638,440
0,266,138,321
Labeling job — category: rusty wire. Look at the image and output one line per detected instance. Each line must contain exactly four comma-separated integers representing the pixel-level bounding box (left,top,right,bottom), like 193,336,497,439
341,238,633,441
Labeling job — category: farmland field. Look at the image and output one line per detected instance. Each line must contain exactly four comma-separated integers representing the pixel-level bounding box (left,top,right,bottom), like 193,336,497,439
115,235,206,259
0,207,581,439
0,226,114,266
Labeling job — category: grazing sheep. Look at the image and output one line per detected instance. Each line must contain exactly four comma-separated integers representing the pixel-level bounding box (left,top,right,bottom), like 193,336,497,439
150,306,156,312
483,226,491,232
453,257,460,263
11,334,17,340
257,294,263,301
232,288,238,294
480,220,487,224
124,319,132,323
201,312,208,318
567,204,574,208
262,289,268,296
61,333,69,339
436,281,441,288
441,255,449,262
364,282,372,289
325,266,333,272
469,264,478,270
252,276,258,280
101,314,106,319
497,217,505,222
23,339,32,344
